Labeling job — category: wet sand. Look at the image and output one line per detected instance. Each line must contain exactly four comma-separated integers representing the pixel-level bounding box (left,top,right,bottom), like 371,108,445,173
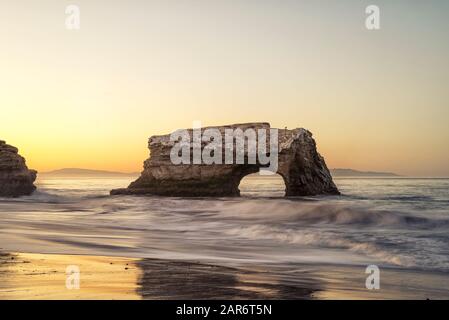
0,252,314,299
1,252,449,299
0,252,139,299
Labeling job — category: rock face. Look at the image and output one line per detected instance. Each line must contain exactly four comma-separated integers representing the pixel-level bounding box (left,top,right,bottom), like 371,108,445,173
0,141,37,197
111,123,339,197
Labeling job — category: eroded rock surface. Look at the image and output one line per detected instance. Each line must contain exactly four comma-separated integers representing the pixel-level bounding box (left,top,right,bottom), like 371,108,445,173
0,141,37,197
111,123,339,197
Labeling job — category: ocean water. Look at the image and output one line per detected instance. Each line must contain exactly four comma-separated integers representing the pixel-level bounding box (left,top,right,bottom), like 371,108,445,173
1,175,449,274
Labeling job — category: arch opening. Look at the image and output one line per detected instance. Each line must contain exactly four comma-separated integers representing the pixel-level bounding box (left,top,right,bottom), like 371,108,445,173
238,172,286,197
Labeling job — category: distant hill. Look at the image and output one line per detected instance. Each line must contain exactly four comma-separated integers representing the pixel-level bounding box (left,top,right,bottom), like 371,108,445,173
40,167,399,178
40,168,140,177
330,168,400,177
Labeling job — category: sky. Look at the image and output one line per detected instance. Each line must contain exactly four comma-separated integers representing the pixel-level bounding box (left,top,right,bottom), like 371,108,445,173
1,0,448,176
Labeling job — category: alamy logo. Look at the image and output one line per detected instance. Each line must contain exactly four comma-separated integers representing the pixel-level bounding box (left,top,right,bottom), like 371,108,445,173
65,5,80,30
365,5,380,30
170,122,279,174
365,265,380,290
66,265,80,290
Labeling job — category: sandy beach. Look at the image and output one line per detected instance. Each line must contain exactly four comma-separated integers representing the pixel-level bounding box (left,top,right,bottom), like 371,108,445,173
0,251,314,300
0,252,139,299
1,251,449,300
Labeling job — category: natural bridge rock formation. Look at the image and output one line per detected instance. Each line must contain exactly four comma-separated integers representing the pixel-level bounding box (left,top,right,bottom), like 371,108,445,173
0,140,37,197
111,123,339,197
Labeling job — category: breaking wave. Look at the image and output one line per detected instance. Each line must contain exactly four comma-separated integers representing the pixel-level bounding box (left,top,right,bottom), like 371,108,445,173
224,224,413,267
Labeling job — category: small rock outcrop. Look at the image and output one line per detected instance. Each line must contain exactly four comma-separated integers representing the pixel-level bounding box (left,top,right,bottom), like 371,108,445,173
0,141,37,197
111,123,339,197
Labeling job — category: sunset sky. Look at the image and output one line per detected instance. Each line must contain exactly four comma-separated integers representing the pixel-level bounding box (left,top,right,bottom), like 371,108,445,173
1,0,448,176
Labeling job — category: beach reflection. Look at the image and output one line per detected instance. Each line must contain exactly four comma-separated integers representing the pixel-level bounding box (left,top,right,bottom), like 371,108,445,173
136,259,313,299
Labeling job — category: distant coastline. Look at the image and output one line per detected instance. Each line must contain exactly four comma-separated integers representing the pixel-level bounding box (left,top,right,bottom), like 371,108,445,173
40,167,400,178
40,168,140,177
330,168,400,177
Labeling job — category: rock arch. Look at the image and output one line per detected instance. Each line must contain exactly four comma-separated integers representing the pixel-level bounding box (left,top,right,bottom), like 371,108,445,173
111,123,339,197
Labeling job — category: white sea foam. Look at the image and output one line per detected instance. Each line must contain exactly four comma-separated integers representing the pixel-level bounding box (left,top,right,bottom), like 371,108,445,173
1,177,449,272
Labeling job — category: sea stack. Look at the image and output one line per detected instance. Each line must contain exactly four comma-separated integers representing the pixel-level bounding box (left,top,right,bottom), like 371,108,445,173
111,123,339,197
0,140,37,197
